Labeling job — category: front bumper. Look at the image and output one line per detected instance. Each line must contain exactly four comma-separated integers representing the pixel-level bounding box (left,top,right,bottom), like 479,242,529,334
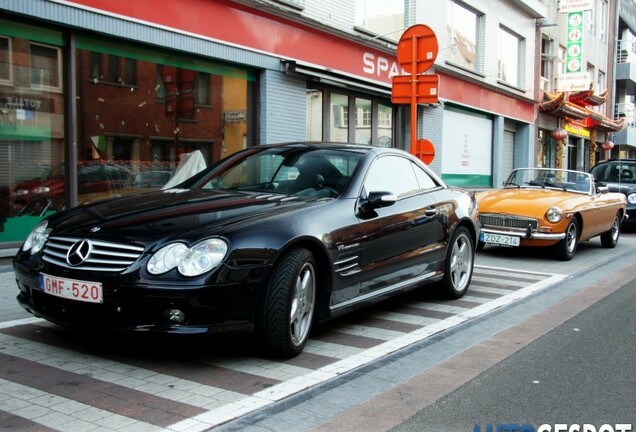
480,227,566,241
622,206,636,226
13,261,265,334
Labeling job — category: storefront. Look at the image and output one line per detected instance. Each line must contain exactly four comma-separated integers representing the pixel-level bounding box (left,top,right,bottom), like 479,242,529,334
0,0,540,251
0,0,406,251
538,90,625,171
0,17,256,248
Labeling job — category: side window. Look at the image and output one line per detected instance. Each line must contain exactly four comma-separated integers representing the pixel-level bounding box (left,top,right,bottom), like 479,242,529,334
364,156,419,198
412,163,438,190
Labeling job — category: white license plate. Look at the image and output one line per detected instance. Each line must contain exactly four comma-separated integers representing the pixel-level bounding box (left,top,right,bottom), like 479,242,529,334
481,232,521,247
38,273,103,303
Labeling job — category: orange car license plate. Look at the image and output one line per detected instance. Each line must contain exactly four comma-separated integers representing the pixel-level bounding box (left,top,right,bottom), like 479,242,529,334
38,273,103,303
481,232,520,247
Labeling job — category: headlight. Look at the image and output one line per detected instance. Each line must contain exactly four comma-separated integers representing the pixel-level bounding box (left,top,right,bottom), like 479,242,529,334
147,238,228,276
546,207,563,223
22,220,51,254
11,189,28,197
33,186,51,194
628,193,636,205
147,243,189,275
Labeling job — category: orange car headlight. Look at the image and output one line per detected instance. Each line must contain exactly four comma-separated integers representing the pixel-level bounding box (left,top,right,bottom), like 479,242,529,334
546,207,563,223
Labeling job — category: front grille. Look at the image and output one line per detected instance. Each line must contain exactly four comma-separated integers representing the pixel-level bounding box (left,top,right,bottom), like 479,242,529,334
480,214,538,231
43,236,145,272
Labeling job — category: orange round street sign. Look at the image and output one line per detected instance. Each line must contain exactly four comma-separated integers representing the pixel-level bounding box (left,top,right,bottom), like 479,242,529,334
397,24,439,74
414,138,435,165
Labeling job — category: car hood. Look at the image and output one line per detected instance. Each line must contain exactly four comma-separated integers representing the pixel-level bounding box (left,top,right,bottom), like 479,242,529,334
47,189,326,241
476,188,580,218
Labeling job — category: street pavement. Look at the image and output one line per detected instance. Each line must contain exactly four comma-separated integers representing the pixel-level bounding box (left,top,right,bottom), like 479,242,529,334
0,233,635,431
389,278,636,432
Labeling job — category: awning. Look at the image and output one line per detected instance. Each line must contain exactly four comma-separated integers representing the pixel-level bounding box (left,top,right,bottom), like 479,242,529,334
282,60,391,96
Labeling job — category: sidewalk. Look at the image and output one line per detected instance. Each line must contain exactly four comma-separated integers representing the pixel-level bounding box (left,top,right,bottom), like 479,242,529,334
0,258,30,323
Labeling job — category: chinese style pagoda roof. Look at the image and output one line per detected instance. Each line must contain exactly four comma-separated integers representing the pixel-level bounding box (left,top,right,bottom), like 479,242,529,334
539,91,625,132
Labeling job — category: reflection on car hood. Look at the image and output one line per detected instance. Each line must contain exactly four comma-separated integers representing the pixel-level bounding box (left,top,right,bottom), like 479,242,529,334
48,189,322,240
477,188,580,217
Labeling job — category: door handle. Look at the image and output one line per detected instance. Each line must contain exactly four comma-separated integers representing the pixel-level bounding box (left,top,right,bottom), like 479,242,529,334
425,206,437,216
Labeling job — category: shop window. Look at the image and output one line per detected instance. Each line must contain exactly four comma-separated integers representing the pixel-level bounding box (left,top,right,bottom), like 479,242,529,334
0,36,11,83
355,98,372,144
498,27,524,88
310,87,393,147
355,0,404,41
378,102,392,147
306,89,323,141
0,26,66,244
29,42,62,90
447,1,480,72
75,37,254,207
330,93,349,142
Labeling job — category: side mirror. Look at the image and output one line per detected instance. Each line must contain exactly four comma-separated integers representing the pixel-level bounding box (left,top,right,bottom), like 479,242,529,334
596,185,609,194
359,191,397,212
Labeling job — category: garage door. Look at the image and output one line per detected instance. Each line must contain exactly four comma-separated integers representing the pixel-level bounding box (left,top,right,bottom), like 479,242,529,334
502,130,515,181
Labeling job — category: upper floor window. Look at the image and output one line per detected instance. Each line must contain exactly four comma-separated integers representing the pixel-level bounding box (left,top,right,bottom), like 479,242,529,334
0,36,10,83
597,70,605,93
30,42,62,90
447,1,479,72
499,27,524,88
585,0,608,38
194,73,210,105
89,53,137,86
598,0,608,42
554,45,566,90
355,0,405,41
540,36,554,92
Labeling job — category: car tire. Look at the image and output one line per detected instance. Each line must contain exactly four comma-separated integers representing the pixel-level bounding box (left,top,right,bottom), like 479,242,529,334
554,219,578,261
439,226,474,299
256,248,316,358
600,213,621,248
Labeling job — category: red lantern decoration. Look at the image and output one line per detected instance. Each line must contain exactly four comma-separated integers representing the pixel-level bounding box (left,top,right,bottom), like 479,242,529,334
600,140,614,151
551,127,568,141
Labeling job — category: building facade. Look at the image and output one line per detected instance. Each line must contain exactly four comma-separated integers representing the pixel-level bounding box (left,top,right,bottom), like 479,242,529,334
1,0,548,251
614,0,636,157
537,0,619,171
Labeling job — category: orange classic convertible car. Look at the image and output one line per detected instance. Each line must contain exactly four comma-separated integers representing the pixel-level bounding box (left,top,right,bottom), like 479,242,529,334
476,168,627,260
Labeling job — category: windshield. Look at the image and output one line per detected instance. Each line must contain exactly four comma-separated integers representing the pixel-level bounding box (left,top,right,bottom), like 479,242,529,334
504,168,592,194
198,147,363,197
590,162,636,184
